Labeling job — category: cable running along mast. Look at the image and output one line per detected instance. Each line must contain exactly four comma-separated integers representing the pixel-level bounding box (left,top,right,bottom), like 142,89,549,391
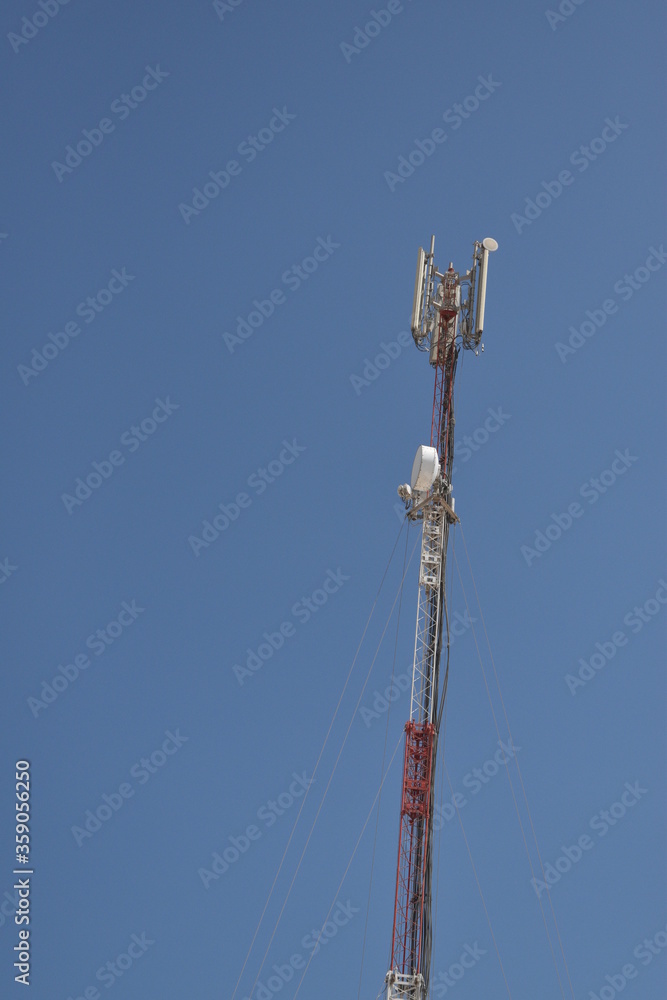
385,235,498,1000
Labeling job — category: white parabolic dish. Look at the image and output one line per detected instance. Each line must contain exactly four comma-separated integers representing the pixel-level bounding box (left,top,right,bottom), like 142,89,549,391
411,445,440,492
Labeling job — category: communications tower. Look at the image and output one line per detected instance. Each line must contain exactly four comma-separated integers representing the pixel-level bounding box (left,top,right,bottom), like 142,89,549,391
385,235,498,1000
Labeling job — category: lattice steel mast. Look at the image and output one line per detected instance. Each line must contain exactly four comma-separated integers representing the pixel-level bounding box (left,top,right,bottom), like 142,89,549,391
385,235,498,1000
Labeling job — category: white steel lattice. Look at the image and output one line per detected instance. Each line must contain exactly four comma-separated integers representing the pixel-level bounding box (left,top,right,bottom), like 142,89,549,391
409,505,446,724
386,971,425,1000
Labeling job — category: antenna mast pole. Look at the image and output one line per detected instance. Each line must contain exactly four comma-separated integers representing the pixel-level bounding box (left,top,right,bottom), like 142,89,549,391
385,235,498,1000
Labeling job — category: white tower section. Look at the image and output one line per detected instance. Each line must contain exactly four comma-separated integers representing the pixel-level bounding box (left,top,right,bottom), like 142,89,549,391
410,506,446,724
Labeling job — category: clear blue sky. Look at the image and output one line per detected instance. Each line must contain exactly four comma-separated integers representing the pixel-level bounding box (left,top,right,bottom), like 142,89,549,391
1,1,665,997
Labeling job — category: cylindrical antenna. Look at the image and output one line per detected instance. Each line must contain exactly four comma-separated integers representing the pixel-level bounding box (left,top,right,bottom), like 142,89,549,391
474,237,498,340
411,247,426,337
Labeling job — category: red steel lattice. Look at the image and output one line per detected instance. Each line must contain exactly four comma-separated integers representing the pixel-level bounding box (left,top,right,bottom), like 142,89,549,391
390,720,436,977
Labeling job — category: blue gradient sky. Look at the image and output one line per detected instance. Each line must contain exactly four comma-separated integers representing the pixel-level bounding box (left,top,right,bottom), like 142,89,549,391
1,1,666,998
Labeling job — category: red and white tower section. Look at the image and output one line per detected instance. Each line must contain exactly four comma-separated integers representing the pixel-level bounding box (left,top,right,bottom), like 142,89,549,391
385,236,498,1000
